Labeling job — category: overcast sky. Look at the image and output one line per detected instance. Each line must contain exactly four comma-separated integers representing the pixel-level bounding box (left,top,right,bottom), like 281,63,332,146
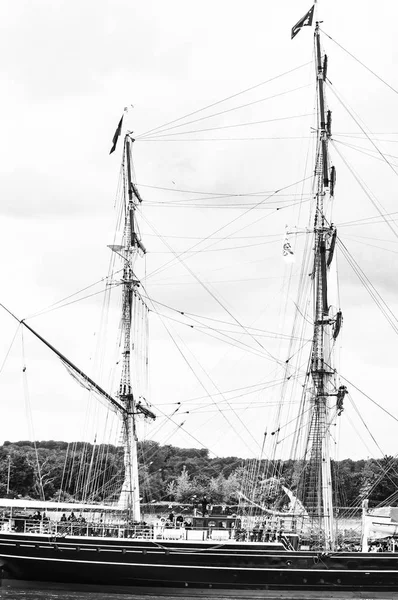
1,0,398,462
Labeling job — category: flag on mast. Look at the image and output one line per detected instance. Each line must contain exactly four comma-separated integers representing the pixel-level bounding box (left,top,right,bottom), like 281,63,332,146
291,5,314,39
282,229,295,263
109,114,124,154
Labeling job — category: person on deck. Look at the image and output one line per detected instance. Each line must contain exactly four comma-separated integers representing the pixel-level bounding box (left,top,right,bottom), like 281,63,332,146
183,518,192,530
201,495,209,516
176,515,184,527
191,496,198,516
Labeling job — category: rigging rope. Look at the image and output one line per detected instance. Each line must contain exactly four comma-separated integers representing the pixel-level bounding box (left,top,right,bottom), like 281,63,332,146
328,84,398,178
137,61,312,138
334,139,398,166
142,175,311,282
0,324,21,376
139,85,312,138
20,328,46,502
142,285,261,454
320,29,398,97
140,215,283,366
142,113,314,140
337,238,398,334
139,136,315,142
332,141,398,237
340,374,398,426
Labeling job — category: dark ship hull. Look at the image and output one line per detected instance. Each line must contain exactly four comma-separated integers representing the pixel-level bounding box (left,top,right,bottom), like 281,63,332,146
1,532,398,596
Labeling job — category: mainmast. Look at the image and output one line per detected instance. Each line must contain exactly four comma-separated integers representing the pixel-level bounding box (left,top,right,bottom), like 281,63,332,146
303,23,340,550
116,134,152,519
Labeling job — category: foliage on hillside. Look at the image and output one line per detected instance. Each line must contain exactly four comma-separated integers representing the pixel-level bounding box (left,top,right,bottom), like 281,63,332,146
0,441,396,508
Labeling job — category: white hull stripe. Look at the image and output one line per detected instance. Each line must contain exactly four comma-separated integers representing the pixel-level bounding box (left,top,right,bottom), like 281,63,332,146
2,553,398,573
1,543,397,562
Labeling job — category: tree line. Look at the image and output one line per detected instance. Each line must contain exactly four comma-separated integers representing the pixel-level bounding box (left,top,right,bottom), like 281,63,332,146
0,440,396,508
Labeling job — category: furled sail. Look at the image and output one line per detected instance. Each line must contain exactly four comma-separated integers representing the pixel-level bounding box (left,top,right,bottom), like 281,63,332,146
333,310,343,339
330,166,336,197
327,228,337,267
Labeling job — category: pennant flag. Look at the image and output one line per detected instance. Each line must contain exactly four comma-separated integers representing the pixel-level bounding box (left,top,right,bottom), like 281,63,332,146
282,232,295,263
291,5,314,39
109,114,124,154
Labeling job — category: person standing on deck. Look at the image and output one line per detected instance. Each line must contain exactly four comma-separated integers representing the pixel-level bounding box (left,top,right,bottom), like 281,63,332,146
201,495,209,516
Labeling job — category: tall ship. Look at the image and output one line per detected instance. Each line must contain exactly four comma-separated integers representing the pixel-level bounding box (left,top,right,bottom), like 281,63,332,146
1,3,398,596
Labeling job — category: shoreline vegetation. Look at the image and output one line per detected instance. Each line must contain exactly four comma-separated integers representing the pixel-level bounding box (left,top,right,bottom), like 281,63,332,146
0,440,396,510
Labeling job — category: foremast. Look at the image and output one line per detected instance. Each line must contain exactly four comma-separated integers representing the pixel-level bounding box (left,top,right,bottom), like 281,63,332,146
305,23,338,550
116,134,150,519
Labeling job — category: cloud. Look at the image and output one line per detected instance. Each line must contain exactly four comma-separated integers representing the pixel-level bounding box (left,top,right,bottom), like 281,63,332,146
1,0,398,461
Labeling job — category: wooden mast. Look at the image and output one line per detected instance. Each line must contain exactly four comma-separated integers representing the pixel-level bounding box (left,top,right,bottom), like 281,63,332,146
307,22,335,549
117,135,147,520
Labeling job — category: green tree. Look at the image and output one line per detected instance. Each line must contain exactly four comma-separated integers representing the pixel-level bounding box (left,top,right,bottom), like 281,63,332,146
175,466,192,501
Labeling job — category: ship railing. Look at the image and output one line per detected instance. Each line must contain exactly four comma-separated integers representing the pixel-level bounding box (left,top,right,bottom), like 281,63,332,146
0,517,291,544
0,517,229,541
0,517,154,539
0,517,13,532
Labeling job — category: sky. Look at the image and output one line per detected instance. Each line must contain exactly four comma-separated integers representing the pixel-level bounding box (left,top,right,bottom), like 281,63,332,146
1,0,398,463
